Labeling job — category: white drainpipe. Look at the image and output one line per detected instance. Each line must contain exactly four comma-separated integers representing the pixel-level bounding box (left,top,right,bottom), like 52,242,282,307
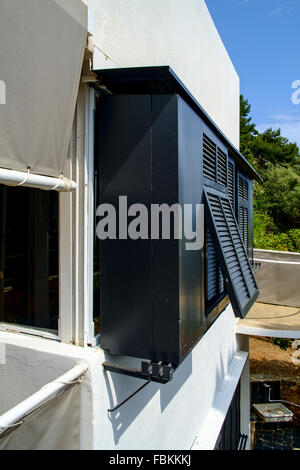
0,362,88,433
0,168,77,192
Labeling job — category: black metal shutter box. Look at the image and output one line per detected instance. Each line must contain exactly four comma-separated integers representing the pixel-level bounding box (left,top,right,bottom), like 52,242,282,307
96,94,204,366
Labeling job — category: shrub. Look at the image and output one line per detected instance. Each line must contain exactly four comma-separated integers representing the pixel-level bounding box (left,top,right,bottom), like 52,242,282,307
253,212,300,253
272,338,293,351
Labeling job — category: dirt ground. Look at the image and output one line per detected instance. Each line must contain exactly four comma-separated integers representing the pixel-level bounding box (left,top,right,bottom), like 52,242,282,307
249,336,300,380
250,336,300,424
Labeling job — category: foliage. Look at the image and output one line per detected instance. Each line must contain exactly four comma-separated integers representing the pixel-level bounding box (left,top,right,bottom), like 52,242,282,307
254,164,300,229
272,338,293,351
251,128,300,170
253,212,300,251
240,96,300,253
240,95,258,166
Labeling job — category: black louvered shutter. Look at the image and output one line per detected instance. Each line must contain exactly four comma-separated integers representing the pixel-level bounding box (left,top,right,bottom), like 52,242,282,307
207,231,225,309
203,134,217,182
203,134,228,187
228,159,235,210
238,174,250,251
204,187,259,318
204,134,228,314
207,231,218,303
217,148,227,187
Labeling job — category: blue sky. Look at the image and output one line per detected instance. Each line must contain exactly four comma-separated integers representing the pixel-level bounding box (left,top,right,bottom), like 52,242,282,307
205,0,300,147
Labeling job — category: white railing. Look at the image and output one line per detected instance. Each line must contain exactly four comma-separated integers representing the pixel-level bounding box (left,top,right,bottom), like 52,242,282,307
0,361,88,434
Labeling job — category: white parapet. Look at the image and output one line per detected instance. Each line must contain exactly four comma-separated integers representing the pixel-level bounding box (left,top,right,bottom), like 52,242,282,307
0,361,88,434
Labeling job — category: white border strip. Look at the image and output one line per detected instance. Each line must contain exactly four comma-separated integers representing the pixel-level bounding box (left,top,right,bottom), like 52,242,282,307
255,258,300,266
192,351,248,450
0,323,58,341
236,324,300,339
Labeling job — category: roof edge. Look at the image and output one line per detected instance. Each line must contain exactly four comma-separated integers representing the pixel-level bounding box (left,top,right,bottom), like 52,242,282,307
94,66,262,182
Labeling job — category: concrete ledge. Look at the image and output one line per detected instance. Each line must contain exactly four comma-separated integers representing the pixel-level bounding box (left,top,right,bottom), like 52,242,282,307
192,351,248,450
237,303,300,339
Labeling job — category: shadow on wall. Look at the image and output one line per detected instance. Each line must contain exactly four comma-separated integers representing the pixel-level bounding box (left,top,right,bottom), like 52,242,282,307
103,351,193,445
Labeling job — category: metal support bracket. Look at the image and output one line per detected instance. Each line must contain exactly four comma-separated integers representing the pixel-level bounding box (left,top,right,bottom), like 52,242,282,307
103,360,175,384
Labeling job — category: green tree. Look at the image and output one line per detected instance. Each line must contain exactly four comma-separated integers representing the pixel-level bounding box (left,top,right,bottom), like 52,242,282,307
240,95,257,165
251,128,300,170
240,95,300,252
254,164,300,229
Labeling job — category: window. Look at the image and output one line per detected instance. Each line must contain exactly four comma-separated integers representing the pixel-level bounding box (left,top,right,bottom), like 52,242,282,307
206,230,225,315
215,382,243,450
0,186,59,331
204,131,257,319
204,134,228,316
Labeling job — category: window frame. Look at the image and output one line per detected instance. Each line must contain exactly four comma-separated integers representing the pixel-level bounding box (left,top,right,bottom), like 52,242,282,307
0,187,60,339
60,84,97,346
0,85,97,345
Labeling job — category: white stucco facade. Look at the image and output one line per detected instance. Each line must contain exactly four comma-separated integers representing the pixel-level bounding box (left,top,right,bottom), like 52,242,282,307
84,0,240,149
0,1,249,450
0,306,249,450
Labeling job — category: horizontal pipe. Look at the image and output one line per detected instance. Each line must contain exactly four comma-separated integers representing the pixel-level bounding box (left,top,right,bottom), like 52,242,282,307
0,168,77,192
0,362,88,433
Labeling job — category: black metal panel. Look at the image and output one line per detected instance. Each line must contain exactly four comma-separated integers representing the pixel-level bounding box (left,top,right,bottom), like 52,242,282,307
97,93,209,366
177,96,205,358
94,66,261,183
97,95,153,358
151,94,181,365
96,85,258,369
204,187,259,318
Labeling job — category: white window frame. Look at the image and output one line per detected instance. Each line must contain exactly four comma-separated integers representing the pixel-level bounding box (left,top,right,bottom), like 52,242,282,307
60,84,96,346
0,84,97,346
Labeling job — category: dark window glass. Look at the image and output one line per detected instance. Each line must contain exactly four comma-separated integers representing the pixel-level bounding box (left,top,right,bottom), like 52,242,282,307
0,186,59,331
206,229,225,315
215,382,242,450
94,160,100,336
93,98,101,336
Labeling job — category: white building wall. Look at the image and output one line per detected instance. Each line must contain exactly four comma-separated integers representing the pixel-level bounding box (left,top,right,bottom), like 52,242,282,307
0,0,248,450
0,305,248,450
83,0,240,149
